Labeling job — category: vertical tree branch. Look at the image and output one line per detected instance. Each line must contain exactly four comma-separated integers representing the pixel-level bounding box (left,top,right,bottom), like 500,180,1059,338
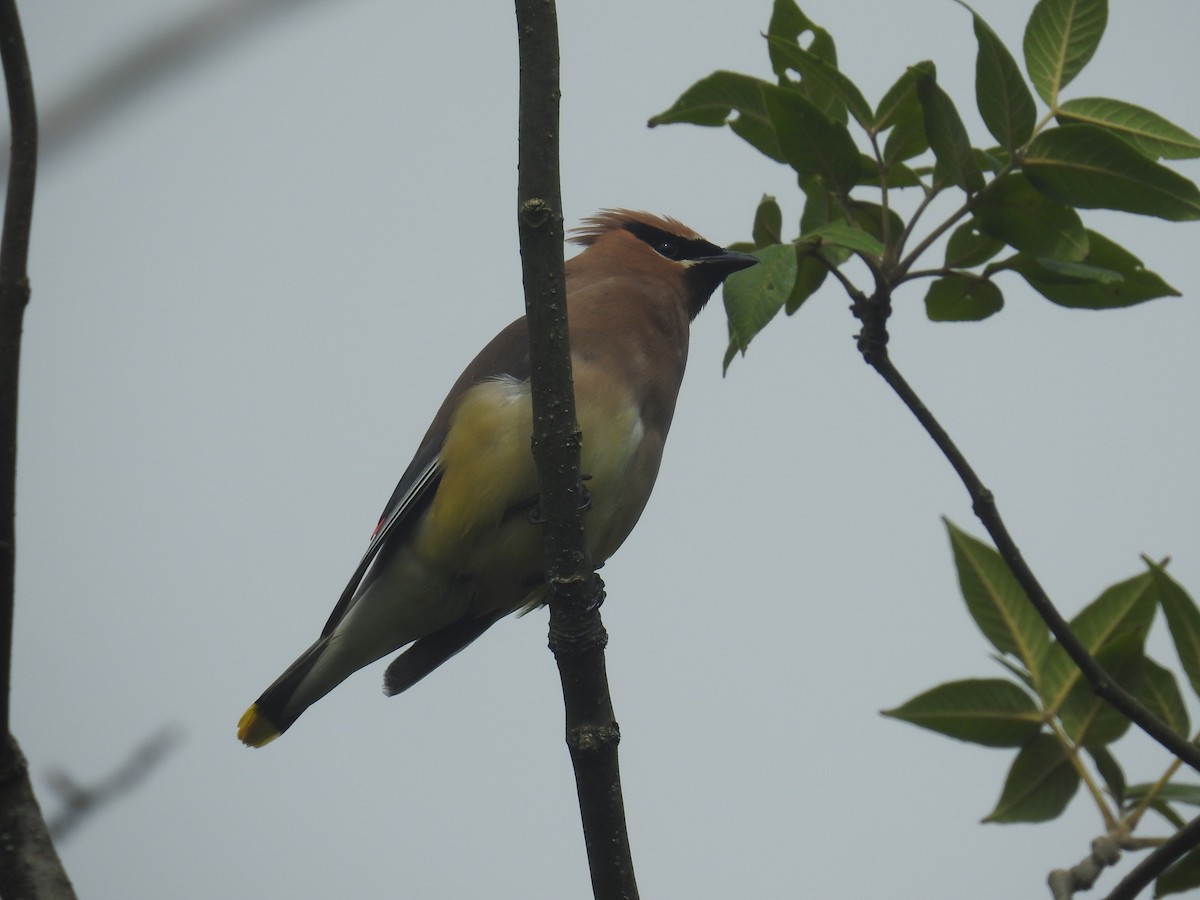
513,1,638,897
0,0,34,737
852,289,1200,775
0,2,76,897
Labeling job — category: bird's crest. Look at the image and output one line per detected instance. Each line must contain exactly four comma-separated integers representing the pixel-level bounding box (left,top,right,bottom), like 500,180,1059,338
570,209,700,247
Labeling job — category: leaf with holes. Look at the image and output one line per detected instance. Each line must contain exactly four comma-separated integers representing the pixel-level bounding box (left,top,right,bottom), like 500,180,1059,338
763,85,861,196
766,35,872,129
648,72,784,163
975,173,1088,259
1000,231,1179,309
945,221,1005,268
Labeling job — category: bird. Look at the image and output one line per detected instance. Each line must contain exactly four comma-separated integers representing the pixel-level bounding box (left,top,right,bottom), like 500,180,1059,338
236,210,757,747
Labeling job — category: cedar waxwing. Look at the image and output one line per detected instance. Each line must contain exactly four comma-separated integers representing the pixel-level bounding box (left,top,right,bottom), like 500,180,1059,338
237,210,757,746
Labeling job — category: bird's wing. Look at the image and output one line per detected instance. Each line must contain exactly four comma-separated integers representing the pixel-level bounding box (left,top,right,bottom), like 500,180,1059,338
319,445,443,637
319,315,535,638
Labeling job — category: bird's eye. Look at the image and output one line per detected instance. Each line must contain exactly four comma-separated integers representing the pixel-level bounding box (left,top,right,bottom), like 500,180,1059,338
654,239,679,259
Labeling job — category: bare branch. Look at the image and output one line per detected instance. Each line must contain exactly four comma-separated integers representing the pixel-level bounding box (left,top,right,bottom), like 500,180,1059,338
5,0,321,168
46,726,183,842
513,1,638,896
0,4,78,896
852,288,1200,775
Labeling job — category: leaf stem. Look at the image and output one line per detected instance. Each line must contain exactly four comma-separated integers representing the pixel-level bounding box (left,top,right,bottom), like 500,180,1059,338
1048,720,1118,831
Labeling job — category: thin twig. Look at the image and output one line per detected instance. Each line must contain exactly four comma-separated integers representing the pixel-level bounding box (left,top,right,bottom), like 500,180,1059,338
0,0,35,736
851,289,1200,775
0,5,77,896
46,725,183,841
3,0,321,168
513,1,638,897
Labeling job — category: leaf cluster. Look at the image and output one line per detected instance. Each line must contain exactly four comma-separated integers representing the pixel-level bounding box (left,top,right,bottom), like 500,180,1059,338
649,0,1198,369
884,522,1200,897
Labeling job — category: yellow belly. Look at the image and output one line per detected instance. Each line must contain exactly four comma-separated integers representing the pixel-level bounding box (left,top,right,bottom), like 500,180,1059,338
413,373,648,606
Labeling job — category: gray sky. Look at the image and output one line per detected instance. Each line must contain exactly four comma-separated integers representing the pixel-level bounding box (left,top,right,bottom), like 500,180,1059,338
13,1,1200,897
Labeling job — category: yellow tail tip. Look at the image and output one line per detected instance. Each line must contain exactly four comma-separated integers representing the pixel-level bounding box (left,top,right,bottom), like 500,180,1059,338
237,704,281,748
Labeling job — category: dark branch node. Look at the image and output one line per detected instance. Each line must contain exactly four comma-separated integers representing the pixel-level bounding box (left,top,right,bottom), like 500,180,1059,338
851,290,891,365
568,723,621,753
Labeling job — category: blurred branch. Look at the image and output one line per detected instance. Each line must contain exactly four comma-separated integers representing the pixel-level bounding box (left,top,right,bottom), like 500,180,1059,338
1049,835,1122,899
1104,814,1200,900
851,287,1200,776
46,725,183,842
0,2,77,896
513,1,638,898
4,0,321,169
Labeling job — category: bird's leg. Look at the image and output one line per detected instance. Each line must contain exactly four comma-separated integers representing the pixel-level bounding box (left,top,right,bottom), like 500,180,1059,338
577,473,594,513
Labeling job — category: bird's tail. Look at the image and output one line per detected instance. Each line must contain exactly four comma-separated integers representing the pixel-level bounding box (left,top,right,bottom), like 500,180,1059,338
237,635,331,747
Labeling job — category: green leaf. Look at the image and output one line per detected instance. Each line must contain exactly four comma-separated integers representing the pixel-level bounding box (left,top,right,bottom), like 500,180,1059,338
765,36,873,130
858,157,924,189
785,252,828,315
1058,634,1142,747
1059,97,1200,160
1152,561,1200,701
959,1,1036,150
1002,231,1180,309
768,0,837,82
801,220,883,257
752,195,784,248
876,64,934,165
975,173,1088,259
722,243,798,371
984,733,1080,823
1014,256,1121,283
1150,800,1188,831
1128,783,1200,809
882,678,1043,747
1156,847,1200,898
1086,746,1125,805
1135,656,1190,737
798,175,850,268
945,520,1051,681
1024,125,1200,221
874,64,925,132
945,221,1005,268
1022,0,1108,106
799,174,835,232
848,200,904,250
993,653,1036,690
925,277,1004,322
1037,571,1156,714
648,71,784,163
914,65,985,193
762,85,861,196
